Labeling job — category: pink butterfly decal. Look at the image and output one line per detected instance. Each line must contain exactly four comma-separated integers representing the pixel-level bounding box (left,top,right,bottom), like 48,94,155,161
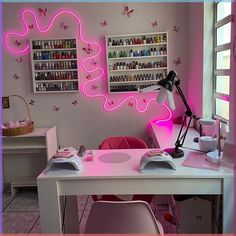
108,101,114,106
82,44,93,54
38,8,47,17
29,99,35,105
60,22,69,30
100,20,108,27
92,85,98,90
15,40,21,46
86,74,91,80
173,26,180,32
13,74,20,80
53,105,60,112
72,100,78,106
151,20,157,28
173,57,181,66
16,57,23,62
28,24,34,30
123,4,134,17
128,101,134,108
143,99,146,103
91,60,97,66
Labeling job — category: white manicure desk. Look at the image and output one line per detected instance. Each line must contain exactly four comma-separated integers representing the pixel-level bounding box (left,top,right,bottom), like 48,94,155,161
37,123,234,233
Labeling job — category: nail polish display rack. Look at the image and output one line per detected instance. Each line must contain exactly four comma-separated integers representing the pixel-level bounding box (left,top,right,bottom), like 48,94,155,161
106,32,168,93
30,38,79,93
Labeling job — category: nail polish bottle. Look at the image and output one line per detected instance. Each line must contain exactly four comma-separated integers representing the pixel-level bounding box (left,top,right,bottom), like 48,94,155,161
154,48,157,56
130,49,133,57
123,62,126,70
150,48,154,56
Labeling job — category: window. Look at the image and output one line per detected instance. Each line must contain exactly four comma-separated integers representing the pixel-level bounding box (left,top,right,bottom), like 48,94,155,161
213,1,233,121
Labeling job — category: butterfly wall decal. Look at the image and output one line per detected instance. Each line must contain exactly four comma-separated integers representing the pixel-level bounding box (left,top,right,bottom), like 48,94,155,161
82,44,93,54
38,8,47,17
53,105,60,112
173,57,181,66
29,99,35,105
128,101,134,108
92,85,98,90
100,20,108,27
15,40,21,46
72,100,78,106
60,22,69,30
13,74,20,80
91,60,97,66
108,101,114,106
28,24,34,30
16,57,23,63
173,26,180,32
86,74,91,80
151,20,157,28
123,4,134,17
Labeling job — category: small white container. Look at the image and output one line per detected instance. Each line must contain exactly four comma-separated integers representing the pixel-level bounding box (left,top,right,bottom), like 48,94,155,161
199,136,217,152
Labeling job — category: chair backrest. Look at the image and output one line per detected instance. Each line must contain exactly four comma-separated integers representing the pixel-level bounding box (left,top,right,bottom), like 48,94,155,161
84,200,164,234
99,136,148,149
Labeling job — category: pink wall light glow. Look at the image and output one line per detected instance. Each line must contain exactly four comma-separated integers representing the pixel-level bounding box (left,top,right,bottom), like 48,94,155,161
5,8,172,121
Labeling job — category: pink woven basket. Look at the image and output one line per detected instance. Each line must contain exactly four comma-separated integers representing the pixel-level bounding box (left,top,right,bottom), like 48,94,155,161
2,95,34,136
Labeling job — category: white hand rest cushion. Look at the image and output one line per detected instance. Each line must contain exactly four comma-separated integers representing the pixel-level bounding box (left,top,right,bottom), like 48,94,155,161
140,150,176,172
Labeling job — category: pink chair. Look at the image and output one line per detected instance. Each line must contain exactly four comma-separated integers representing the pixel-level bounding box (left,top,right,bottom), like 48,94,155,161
99,136,148,149
92,136,153,203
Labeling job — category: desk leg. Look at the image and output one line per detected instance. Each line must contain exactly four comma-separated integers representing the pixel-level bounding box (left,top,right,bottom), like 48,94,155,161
223,178,234,233
37,179,62,233
64,196,80,233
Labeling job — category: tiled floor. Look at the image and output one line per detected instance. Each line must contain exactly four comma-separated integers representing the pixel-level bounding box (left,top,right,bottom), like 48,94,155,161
2,188,176,234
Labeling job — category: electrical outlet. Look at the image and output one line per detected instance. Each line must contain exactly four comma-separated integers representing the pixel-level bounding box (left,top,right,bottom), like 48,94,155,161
2,97,10,109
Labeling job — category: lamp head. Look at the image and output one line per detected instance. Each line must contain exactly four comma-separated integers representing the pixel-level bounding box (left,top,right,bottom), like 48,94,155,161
157,70,177,92
156,71,177,111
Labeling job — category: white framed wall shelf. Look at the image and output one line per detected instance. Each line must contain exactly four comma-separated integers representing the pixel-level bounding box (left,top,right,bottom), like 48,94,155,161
105,32,168,93
30,38,79,93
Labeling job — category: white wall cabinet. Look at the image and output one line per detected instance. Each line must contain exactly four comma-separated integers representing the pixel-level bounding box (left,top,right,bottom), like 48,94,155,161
2,127,57,196
30,38,79,93
106,32,168,93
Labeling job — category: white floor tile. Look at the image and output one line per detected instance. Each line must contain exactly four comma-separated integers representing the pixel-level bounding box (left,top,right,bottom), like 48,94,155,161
77,195,88,210
85,196,94,210
5,190,39,212
2,192,14,210
29,217,41,233
79,210,90,233
2,212,39,233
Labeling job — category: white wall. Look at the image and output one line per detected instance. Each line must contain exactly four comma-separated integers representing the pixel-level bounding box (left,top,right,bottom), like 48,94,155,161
2,2,189,149
186,3,204,118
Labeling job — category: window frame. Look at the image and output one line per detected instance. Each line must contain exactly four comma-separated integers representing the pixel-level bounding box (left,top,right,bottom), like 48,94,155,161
213,1,233,123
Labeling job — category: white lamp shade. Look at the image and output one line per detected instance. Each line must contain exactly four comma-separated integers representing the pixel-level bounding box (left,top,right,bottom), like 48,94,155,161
156,87,167,104
157,88,175,110
166,89,176,110
139,85,161,92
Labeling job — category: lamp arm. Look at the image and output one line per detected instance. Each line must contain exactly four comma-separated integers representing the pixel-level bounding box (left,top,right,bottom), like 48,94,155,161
175,114,193,150
173,80,194,151
174,81,192,117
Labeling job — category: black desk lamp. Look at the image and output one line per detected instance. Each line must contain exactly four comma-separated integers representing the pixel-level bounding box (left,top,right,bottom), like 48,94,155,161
140,70,195,158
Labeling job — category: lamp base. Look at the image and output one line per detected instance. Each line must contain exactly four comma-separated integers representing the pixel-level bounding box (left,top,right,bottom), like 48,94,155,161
164,148,184,158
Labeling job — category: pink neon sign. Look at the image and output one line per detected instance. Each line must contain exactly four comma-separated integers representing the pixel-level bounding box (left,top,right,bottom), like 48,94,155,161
5,8,172,121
